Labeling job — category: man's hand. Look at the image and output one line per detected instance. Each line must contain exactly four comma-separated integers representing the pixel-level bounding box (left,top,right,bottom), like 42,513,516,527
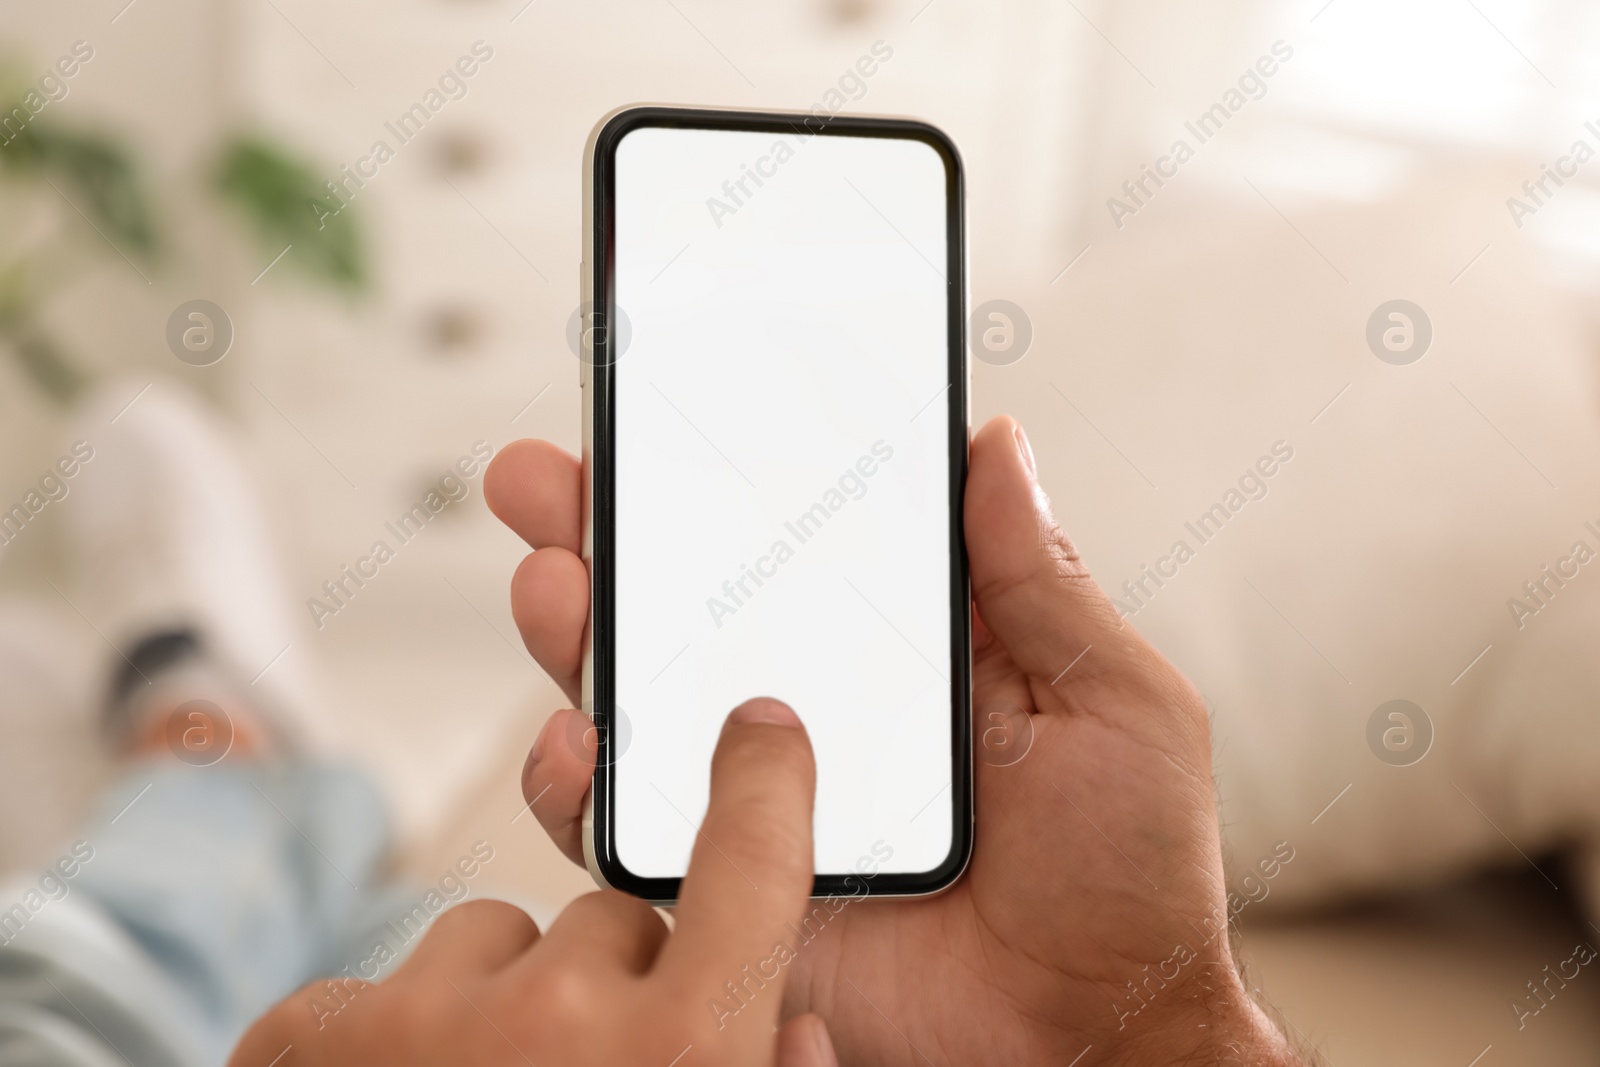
230,700,840,1067
487,415,1306,1066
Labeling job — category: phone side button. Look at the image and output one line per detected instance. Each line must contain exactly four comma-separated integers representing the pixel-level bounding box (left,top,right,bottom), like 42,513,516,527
578,260,589,388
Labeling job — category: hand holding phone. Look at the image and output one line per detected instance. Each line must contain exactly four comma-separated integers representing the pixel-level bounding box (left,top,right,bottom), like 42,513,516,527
490,417,1308,1067
230,700,839,1067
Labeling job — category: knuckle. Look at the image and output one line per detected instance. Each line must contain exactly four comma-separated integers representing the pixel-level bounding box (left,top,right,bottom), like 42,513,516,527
1038,513,1086,571
554,890,614,931
545,890,665,963
595,887,657,928
419,900,482,945
442,897,535,938
524,963,604,1024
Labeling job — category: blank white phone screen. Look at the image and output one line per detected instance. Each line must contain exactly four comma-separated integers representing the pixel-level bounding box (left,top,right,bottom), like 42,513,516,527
610,124,955,879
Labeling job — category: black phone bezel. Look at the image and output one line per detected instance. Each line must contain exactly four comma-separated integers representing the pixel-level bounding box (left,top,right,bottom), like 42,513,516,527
588,105,972,901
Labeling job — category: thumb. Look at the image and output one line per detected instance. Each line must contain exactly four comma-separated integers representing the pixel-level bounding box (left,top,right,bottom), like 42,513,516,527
775,1013,838,1067
966,415,1147,687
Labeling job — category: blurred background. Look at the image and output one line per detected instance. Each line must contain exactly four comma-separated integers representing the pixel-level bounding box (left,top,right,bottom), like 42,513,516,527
3,0,1600,1062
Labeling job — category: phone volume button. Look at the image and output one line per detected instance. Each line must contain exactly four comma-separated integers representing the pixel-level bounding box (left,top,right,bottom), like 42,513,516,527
578,260,588,387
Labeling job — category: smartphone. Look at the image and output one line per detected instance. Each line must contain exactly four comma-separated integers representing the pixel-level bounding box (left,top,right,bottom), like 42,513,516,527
579,105,971,902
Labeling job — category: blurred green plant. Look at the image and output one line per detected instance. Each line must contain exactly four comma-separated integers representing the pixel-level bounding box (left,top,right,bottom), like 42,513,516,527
0,65,366,403
3,122,158,258
215,135,365,292
0,119,157,403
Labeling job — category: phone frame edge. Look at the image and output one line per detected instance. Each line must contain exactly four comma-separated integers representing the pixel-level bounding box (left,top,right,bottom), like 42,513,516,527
583,104,973,904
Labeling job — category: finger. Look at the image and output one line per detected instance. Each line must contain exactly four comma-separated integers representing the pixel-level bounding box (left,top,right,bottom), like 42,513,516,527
522,707,595,868
966,415,1150,691
510,546,589,703
392,899,541,979
529,890,669,975
660,699,816,997
776,1014,839,1067
484,439,581,553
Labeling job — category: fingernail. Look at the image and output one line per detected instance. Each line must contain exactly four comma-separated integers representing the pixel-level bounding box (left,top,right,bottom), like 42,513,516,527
727,697,802,728
1014,422,1036,480
528,723,549,767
